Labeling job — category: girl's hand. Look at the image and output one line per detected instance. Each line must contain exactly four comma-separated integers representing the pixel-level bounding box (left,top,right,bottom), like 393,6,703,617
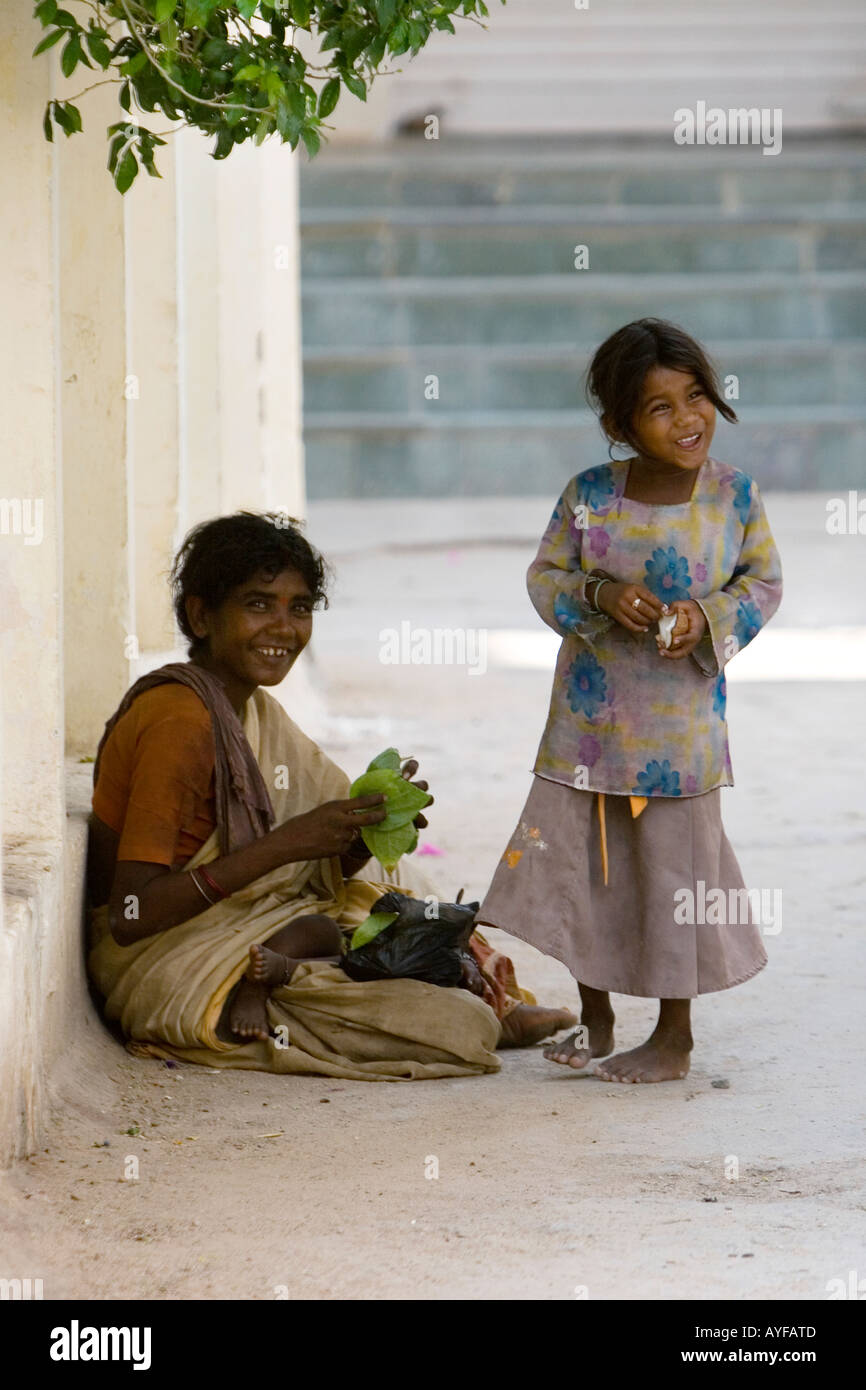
597,581,665,634
657,600,707,660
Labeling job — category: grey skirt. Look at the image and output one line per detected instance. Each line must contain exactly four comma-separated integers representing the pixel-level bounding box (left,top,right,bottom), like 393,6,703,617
477,775,768,999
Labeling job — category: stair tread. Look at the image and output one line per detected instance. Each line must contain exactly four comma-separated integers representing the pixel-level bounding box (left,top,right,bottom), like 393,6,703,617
304,404,866,429
300,204,866,226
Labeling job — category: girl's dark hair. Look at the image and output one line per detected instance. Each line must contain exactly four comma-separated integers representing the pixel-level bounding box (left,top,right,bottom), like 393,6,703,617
585,318,737,460
170,512,330,656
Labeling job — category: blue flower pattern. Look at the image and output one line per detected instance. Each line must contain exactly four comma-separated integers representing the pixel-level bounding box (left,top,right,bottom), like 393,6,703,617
633,759,682,796
578,465,616,513
734,598,763,648
553,591,587,633
643,546,692,602
712,672,727,718
731,472,752,524
566,650,608,718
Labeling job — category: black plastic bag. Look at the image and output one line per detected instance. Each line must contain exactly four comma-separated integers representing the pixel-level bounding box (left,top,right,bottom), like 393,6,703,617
341,891,479,988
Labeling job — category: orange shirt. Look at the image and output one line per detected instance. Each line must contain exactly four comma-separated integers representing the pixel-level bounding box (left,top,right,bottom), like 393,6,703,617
92,684,217,866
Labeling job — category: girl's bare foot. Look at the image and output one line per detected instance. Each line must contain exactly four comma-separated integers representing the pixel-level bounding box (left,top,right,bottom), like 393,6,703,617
229,944,297,1041
596,1029,692,1083
544,1010,615,1070
499,1004,578,1048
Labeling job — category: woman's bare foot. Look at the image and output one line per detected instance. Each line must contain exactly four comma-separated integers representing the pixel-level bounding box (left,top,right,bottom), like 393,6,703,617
544,1010,615,1070
229,944,297,1041
499,1003,579,1049
596,1029,692,1083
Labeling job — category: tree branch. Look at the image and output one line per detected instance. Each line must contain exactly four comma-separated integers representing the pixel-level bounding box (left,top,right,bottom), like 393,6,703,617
117,0,264,115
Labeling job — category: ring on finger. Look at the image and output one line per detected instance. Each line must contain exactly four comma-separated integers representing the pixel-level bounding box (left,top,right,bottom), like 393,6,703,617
632,597,642,610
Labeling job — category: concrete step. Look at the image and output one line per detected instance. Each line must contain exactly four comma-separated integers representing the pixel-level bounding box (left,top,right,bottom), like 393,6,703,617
301,142,866,211
300,209,866,278
303,407,866,498
300,271,866,348
302,340,866,413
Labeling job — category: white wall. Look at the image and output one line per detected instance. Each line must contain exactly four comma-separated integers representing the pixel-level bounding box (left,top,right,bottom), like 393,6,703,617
0,9,307,1163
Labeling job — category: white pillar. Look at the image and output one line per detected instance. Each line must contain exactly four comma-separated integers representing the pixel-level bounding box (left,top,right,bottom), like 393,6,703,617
0,7,64,840
59,81,133,754
127,145,182,653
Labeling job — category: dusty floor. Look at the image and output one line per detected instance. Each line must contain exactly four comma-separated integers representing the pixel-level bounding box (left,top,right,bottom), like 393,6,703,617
2,498,864,1300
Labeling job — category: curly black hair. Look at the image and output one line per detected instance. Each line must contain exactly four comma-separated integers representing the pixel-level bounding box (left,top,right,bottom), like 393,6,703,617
586,318,737,460
170,512,330,656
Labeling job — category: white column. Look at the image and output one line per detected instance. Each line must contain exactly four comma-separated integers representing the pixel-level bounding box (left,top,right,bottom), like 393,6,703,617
58,82,133,754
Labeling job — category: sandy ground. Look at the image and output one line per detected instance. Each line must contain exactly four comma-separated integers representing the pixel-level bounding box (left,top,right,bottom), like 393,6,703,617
2,495,865,1301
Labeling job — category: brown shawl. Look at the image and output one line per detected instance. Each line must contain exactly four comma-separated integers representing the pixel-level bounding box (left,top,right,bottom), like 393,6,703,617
93,663,275,855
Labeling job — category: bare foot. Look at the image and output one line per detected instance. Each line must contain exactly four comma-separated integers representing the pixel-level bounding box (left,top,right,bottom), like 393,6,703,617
499,1003,578,1049
596,1031,692,1084
229,945,296,1041
248,943,296,986
544,1011,615,1070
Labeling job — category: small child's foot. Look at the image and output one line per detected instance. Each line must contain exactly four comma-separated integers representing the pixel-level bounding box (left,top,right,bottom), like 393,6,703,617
544,1012,615,1070
229,944,296,1041
247,942,296,987
499,1004,578,1048
596,1032,692,1083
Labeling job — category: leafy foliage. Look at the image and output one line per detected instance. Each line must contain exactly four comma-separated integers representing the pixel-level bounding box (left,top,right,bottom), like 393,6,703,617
349,748,432,870
32,1,500,192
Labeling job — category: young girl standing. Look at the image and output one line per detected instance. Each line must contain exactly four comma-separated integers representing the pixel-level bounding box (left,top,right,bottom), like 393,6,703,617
477,318,783,1083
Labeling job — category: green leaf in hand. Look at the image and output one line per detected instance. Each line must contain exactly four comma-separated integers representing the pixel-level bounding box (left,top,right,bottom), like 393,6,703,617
365,747,402,772
348,750,431,870
349,768,430,832
349,911,398,950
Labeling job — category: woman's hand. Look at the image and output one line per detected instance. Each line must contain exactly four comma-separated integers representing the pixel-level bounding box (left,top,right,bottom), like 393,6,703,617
657,600,707,660
597,581,666,634
399,757,433,830
278,795,387,861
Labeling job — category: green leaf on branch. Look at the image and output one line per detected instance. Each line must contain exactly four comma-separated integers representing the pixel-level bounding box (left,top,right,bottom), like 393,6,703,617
53,99,82,135
285,82,306,116
342,70,366,101
33,28,65,57
43,104,54,141
120,51,148,77
234,63,262,81
115,147,138,194
212,125,235,159
300,124,320,157
86,31,112,68
254,113,272,145
349,911,398,951
291,0,311,27
154,0,175,21
375,0,398,25
60,34,87,77
35,0,58,23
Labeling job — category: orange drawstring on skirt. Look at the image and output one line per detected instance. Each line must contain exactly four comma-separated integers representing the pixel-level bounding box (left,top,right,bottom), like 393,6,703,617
597,793,648,886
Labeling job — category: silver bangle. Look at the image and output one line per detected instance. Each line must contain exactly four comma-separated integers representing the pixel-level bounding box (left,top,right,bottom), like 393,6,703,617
189,867,218,906
587,577,610,613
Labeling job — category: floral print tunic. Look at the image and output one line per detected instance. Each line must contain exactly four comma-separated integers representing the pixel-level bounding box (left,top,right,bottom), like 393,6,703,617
528,457,783,798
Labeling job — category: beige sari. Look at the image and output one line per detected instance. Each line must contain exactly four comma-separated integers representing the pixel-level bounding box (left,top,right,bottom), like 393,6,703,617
88,687,500,1080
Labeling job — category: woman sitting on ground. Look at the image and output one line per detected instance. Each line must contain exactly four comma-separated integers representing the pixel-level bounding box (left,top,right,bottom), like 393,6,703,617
86,512,575,1080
